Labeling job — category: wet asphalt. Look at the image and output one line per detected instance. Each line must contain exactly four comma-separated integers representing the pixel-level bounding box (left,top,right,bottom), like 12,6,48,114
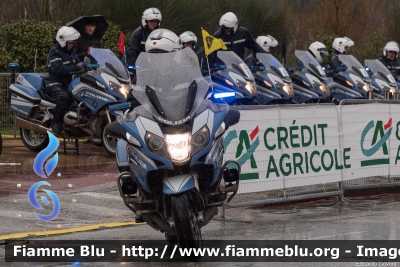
1,139,400,267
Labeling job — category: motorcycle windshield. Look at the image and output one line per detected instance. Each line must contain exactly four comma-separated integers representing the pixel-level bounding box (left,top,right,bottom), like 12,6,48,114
256,53,291,80
129,48,210,125
338,54,370,80
89,48,130,82
216,51,254,80
364,59,397,86
295,50,327,80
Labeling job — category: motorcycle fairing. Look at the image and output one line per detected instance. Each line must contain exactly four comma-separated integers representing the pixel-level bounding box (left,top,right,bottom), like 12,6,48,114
16,73,43,91
162,174,196,194
71,83,118,114
116,139,129,171
9,84,41,117
127,144,158,193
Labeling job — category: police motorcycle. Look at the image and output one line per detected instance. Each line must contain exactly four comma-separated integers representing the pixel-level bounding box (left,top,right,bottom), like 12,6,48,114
107,48,241,245
289,50,331,103
364,59,399,100
8,48,131,155
327,54,375,103
201,50,257,105
248,52,294,104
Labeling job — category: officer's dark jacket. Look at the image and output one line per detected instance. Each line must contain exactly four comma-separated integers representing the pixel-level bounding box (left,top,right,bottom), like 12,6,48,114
126,26,153,66
213,26,264,60
44,43,80,87
378,55,400,76
75,32,101,61
329,53,345,70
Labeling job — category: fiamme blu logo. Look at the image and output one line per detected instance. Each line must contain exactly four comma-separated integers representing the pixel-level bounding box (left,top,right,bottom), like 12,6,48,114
28,131,60,221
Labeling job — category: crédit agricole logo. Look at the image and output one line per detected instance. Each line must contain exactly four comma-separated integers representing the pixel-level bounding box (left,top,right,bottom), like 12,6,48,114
224,125,260,180
360,118,392,167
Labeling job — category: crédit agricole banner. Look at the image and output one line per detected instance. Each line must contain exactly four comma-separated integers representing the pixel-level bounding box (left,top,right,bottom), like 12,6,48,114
223,103,400,193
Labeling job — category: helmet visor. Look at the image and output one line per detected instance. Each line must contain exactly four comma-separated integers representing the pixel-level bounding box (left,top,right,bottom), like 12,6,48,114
317,47,328,55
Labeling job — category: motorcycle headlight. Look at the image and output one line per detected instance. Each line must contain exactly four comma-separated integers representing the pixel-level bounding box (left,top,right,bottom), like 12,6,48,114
109,81,130,98
192,126,210,156
363,82,372,92
165,132,192,163
147,127,211,165
146,133,168,157
283,82,294,98
245,81,257,96
237,80,257,96
313,81,330,97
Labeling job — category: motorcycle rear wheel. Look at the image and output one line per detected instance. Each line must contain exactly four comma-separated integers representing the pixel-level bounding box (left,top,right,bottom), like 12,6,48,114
20,128,49,152
171,193,202,247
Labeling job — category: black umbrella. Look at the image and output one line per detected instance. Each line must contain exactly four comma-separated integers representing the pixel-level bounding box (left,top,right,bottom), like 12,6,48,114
66,15,109,40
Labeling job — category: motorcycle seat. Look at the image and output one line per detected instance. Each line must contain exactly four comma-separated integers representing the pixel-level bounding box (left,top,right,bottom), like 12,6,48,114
40,73,49,78
37,90,57,103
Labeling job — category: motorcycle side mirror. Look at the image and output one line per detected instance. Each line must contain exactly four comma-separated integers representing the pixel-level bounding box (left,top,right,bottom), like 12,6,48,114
87,64,99,69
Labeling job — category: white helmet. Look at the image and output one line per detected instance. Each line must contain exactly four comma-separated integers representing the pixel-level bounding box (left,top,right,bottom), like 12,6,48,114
145,29,181,53
141,7,162,28
179,31,197,49
219,12,238,33
56,26,80,48
308,41,328,64
383,41,400,59
256,35,278,52
332,36,354,54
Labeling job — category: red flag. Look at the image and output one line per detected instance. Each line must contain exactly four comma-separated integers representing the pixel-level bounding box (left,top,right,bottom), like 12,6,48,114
116,31,125,55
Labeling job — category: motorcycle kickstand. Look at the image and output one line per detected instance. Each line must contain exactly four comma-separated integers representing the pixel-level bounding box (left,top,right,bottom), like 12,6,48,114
63,138,80,155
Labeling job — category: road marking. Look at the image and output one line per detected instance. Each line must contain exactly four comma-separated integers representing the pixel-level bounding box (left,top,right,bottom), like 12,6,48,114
0,163,21,166
0,221,145,241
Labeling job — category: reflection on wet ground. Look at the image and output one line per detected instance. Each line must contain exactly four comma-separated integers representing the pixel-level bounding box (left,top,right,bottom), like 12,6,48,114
0,139,118,196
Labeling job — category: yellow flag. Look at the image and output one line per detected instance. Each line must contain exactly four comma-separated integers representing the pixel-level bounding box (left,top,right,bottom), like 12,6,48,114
201,28,228,56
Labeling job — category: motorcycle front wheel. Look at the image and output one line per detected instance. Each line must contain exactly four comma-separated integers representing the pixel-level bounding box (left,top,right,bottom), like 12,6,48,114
20,127,49,152
171,193,202,248
101,125,117,156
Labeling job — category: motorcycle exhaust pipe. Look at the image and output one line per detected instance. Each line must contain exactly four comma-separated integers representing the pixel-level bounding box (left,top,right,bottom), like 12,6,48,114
16,116,50,134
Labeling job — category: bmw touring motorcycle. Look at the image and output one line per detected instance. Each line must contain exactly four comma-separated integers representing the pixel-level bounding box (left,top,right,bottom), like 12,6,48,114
8,48,131,155
249,52,294,104
364,59,399,100
327,54,375,103
290,50,331,103
202,50,257,105
107,48,241,244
